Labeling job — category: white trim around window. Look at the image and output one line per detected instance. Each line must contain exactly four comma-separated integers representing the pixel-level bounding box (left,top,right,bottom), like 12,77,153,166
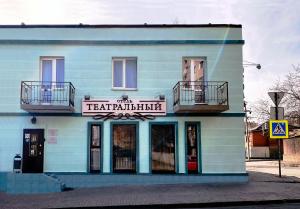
112,57,137,90
39,57,65,83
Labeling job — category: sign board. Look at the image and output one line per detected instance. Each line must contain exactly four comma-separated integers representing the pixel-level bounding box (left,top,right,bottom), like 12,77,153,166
269,120,289,139
270,107,284,120
268,92,285,106
47,129,58,144
82,99,166,116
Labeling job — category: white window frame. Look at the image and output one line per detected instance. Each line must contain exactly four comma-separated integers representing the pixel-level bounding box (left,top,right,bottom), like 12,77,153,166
40,57,65,89
112,57,137,90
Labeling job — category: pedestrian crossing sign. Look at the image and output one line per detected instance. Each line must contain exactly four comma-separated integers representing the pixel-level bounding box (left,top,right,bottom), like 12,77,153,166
269,120,289,139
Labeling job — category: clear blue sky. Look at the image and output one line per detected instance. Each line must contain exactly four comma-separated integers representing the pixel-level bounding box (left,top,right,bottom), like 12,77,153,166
0,0,299,104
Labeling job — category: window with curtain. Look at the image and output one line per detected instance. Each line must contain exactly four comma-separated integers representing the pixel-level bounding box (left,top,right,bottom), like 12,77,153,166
151,124,176,174
41,57,65,87
112,58,137,89
40,57,65,103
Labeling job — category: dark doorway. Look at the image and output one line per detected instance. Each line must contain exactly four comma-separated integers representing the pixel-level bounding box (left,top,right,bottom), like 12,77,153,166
112,124,136,173
151,124,176,174
22,129,44,173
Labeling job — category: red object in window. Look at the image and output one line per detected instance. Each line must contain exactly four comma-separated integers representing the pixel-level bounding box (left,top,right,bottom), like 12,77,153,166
187,156,198,171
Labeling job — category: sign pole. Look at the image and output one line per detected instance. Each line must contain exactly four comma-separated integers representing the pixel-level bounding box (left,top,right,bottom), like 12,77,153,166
269,91,287,178
274,92,282,178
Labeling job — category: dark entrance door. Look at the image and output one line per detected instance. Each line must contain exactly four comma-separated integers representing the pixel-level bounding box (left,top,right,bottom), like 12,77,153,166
22,129,44,173
112,124,136,173
151,124,176,174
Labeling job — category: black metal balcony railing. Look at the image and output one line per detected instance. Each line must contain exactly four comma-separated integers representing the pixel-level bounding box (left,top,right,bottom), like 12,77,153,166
173,81,229,113
21,81,75,112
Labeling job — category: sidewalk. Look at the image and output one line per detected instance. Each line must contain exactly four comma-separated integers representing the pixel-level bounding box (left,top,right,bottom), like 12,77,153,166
1,169,300,209
247,160,300,179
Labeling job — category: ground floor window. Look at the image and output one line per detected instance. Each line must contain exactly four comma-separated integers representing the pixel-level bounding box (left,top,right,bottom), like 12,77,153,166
89,124,102,173
151,124,176,174
186,123,200,174
112,124,137,173
86,121,201,175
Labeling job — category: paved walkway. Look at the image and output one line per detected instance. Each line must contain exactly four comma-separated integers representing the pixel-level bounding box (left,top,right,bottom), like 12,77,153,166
1,161,300,209
247,160,300,178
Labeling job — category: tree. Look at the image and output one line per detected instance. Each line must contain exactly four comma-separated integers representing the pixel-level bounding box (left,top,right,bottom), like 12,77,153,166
248,99,271,124
273,64,300,125
250,64,300,125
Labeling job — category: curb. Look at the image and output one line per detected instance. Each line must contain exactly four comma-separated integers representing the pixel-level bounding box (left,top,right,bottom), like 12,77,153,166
51,199,300,209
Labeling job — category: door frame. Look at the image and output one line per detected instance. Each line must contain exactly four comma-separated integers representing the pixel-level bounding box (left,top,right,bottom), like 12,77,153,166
87,122,104,173
110,121,139,174
182,57,207,83
22,129,45,173
149,122,179,174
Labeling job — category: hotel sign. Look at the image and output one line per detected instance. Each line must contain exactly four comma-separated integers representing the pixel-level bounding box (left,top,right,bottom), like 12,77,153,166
82,99,166,120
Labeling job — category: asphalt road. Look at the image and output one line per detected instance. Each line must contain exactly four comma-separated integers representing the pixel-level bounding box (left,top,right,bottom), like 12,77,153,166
50,203,300,209
175,203,300,209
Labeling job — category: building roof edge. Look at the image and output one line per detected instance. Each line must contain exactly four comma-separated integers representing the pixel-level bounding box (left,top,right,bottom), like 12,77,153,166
0,24,242,28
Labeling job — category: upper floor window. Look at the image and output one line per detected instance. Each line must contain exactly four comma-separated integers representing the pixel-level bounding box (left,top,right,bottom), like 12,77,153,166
112,58,137,90
182,58,206,103
41,57,64,87
182,58,205,82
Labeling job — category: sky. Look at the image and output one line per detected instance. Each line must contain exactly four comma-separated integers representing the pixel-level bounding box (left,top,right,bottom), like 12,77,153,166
0,0,299,106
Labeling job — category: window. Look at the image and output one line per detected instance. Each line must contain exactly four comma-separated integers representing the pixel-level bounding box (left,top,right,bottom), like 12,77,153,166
151,124,176,174
41,57,65,86
112,58,137,89
182,58,206,103
186,123,199,174
89,124,102,173
182,58,205,83
40,57,65,103
112,124,137,173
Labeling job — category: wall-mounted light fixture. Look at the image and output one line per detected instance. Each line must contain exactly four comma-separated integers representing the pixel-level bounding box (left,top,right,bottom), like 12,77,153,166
159,94,165,100
243,60,261,69
31,116,37,124
84,95,91,100
122,94,128,100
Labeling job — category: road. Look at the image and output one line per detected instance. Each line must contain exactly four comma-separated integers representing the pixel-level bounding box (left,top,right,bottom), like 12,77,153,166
174,203,300,209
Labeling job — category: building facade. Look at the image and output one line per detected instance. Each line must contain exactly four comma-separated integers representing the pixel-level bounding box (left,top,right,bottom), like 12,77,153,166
0,24,246,190
248,125,278,159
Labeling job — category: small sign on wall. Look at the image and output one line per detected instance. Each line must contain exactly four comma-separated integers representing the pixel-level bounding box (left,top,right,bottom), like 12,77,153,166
48,129,58,144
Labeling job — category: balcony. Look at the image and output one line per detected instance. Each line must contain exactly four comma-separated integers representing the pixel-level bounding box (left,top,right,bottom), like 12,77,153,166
173,81,229,113
20,81,75,113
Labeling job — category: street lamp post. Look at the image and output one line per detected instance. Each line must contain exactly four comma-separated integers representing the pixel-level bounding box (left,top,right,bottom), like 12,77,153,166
243,60,261,161
243,60,261,69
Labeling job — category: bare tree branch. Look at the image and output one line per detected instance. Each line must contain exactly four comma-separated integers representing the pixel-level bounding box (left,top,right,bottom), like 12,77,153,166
249,64,300,125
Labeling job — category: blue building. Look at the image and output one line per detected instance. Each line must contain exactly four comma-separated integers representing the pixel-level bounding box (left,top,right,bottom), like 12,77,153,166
0,24,247,193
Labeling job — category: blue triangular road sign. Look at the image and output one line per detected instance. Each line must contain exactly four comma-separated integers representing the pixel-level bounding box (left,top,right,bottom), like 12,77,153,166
273,123,286,135
269,120,288,138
